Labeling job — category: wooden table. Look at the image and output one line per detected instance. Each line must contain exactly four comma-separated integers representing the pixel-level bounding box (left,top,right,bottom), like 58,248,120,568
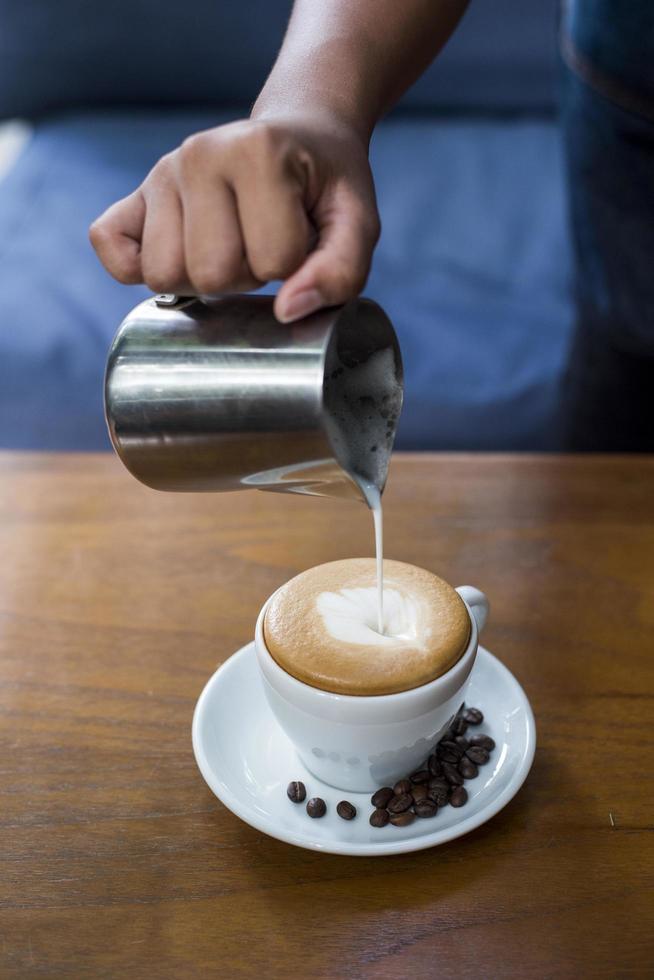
1,452,652,978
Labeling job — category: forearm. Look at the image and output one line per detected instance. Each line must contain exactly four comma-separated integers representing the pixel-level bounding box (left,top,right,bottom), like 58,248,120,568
252,0,469,141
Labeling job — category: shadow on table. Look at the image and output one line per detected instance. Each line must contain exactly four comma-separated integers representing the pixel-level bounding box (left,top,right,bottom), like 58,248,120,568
206,747,602,971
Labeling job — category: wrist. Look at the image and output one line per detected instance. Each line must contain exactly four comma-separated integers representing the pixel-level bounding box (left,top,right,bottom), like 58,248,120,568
251,62,377,147
251,100,370,146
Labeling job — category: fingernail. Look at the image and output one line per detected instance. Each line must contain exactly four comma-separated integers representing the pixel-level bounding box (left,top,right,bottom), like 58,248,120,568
277,288,324,323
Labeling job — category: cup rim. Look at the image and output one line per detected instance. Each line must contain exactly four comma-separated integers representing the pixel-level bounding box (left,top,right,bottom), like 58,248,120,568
255,587,479,705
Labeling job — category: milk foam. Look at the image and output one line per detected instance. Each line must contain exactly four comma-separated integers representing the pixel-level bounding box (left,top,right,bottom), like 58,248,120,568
316,586,426,648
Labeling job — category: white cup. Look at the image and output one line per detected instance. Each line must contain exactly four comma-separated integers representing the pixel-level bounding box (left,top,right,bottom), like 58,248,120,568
254,584,489,792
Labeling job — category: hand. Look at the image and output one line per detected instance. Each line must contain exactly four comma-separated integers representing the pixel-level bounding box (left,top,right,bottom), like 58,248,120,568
89,115,380,322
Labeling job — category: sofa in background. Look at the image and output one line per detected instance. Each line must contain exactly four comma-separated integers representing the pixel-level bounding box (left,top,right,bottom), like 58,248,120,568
0,0,572,451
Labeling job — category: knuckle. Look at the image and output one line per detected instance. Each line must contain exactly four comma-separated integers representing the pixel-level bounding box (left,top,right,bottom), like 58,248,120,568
88,219,109,251
250,249,301,284
147,152,177,187
142,263,182,294
248,261,275,284
113,262,142,286
179,132,210,172
250,264,282,285
189,272,221,295
89,222,141,284
143,273,172,294
242,122,288,166
189,258,237,295
250,122,280,151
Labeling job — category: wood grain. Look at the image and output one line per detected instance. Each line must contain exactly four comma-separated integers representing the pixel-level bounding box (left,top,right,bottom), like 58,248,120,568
0,452,652,979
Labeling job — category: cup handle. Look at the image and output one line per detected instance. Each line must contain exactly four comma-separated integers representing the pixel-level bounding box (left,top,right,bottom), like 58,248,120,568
456,586,489,635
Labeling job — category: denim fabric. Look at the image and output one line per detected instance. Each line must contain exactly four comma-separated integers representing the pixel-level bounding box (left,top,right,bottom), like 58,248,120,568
560,1,654,448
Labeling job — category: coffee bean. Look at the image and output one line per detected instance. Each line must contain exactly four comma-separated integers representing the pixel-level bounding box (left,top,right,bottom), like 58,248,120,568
451,715,469,736
438,741,464,763
306,797,326,818
468,734,495,751
428,786,449,806
387,792,413,814
366,711,494,831
389,810,415,827
370,808,390,827
440,739,464,756
429,776,449,792
371,787,394,809
449,786,468,807
459,757,478,780
286,781,306,803
442,762,464,785
427,778,449,806
337,800,356,821
414,799,438,818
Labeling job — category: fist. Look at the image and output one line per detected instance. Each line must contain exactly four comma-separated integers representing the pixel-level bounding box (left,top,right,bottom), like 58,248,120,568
89,116,380,322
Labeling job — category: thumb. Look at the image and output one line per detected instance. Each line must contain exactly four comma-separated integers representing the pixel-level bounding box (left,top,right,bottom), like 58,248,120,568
274,187,380,323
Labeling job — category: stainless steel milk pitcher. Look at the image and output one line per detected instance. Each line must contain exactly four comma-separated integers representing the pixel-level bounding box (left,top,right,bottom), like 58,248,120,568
104,294,403,503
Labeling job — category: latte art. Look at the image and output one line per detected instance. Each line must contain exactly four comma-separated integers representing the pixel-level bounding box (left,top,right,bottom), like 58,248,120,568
264,558,470,695
316,587,424,647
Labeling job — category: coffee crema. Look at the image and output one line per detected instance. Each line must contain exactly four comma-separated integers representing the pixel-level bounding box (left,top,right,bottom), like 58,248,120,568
263,558,470,696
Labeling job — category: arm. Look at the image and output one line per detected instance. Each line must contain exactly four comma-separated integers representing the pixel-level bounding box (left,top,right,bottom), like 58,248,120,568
90,1,469,322
254,0,469,140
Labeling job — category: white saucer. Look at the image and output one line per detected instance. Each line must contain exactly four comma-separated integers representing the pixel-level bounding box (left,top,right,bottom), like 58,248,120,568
192,643,536,856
